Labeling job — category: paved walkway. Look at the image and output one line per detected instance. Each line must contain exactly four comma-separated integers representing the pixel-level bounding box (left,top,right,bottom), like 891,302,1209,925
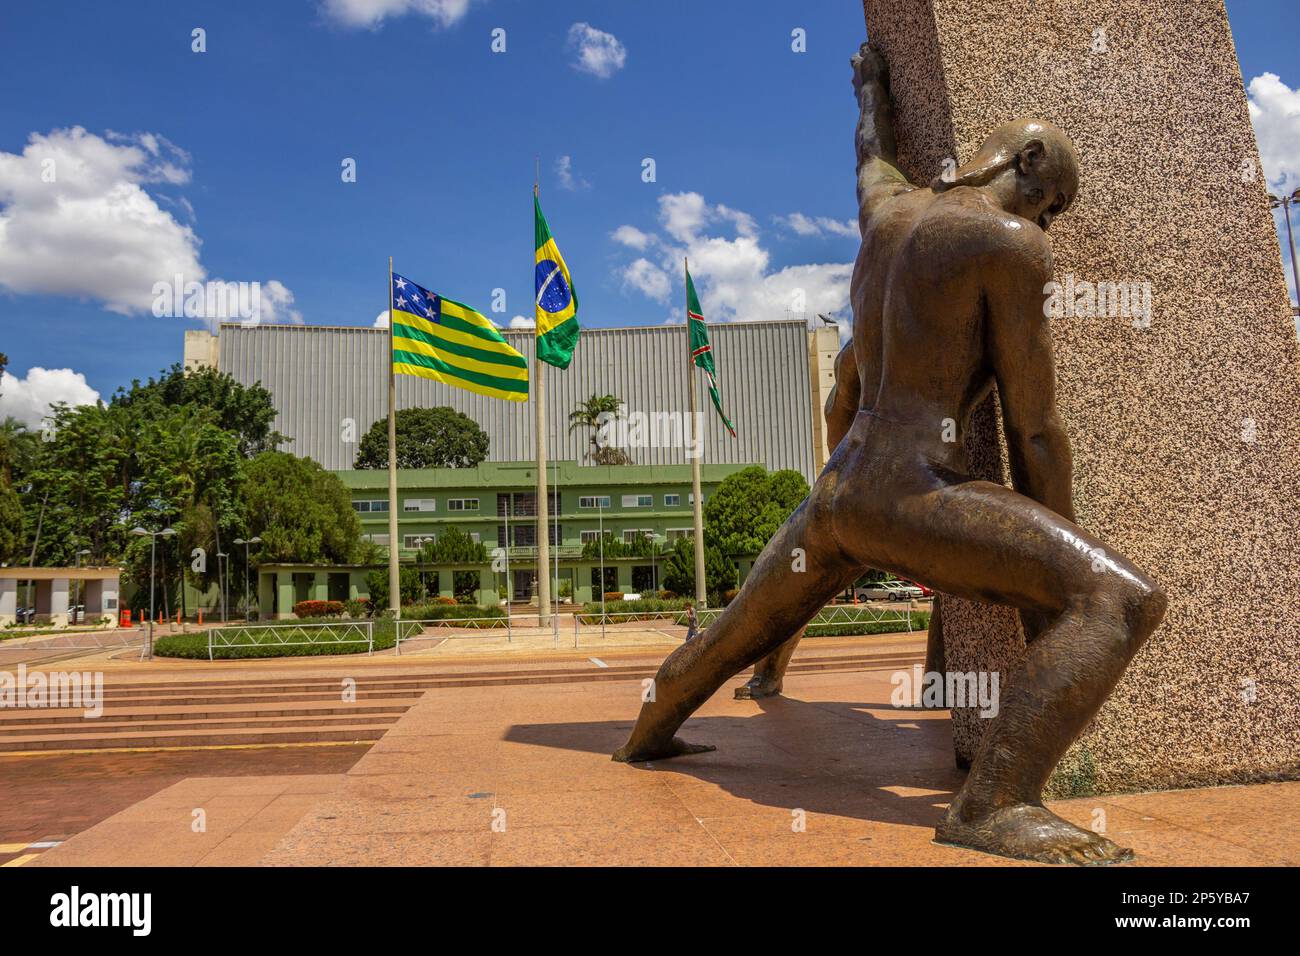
25,647,1298,866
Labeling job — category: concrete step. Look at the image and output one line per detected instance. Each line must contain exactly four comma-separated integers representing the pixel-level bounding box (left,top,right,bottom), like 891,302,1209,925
0,711,408,737
0,723,392,752
0,701,421,726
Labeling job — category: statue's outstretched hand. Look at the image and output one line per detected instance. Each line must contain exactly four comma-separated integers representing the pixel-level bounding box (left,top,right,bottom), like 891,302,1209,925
852,40,889,95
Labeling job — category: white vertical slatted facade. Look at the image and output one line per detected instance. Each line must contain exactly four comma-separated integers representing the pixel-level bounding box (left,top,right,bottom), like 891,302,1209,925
216,319,817,481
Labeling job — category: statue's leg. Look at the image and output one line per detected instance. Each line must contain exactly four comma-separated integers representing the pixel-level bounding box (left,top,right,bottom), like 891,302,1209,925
892,479,1166,865
734,630,802,699
613,490,856,762
923,594,945,676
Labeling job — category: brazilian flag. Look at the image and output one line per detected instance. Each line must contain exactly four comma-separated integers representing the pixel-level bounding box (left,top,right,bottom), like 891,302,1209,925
534,195,579,369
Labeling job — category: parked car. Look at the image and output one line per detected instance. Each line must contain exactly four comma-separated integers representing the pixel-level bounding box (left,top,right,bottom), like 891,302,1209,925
850,585,893,602
885,580,927,600
850,580,926,602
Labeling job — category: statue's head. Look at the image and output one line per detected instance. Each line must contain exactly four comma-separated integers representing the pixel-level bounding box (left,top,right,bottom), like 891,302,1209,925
931,119,1080,231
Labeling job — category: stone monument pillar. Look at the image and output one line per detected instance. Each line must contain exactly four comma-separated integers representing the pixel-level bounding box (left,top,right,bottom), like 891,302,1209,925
862,0,1300,794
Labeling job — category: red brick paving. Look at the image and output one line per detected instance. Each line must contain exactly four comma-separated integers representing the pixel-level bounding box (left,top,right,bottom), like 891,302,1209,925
0,744,370,864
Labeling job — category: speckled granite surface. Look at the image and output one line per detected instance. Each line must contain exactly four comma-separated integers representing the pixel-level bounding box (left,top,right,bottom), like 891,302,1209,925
862,0,1300,794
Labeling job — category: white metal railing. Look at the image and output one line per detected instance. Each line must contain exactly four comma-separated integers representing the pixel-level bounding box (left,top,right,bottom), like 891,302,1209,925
206,620,376,660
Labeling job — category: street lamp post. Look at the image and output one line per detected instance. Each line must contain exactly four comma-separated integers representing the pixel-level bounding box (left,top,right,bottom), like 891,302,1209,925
233,536,262,621
216,552,229,624
598,497,606,641
131,526,175,660
1268,188,1300,307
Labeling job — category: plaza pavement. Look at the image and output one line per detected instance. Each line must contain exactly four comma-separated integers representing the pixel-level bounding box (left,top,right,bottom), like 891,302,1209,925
11,631,1296,867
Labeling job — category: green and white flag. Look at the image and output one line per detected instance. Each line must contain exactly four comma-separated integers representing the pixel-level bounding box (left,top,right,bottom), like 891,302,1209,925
686,267,736,437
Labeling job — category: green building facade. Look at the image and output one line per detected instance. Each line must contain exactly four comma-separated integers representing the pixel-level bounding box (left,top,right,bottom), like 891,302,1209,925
254,461,755,618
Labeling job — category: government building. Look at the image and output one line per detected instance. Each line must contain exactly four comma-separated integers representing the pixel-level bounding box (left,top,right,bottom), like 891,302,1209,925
183,319,840,613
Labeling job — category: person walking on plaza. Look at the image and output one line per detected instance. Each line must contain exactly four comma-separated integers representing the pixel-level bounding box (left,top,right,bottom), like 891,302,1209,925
684,603,698,643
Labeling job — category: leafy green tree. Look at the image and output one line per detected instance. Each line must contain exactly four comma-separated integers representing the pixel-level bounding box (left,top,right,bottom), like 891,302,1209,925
569,393,632,465
365,566,422,609
0,413,32,562
113,364,285,458
580,531,663,560
239,452,363,564
0,480,21,563
354,407,489,469
704,466,809,556
420,526,488,563
662,538,737,602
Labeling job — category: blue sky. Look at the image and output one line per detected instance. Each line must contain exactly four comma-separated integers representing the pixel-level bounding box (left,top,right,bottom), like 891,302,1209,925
1,0,1297,418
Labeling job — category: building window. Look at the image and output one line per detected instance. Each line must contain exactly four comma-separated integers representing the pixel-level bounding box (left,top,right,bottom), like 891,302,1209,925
623,529,655,543
499,524,537,548
667,528,692,542
664,494,681,506
622,494,652,508
364,533,390,546
688,493,704,505
353,499,388,513
404,534,435,549
580,530,604,544
579,495,611,509
447,498,479,512
403,498,436,513
497,491,557,517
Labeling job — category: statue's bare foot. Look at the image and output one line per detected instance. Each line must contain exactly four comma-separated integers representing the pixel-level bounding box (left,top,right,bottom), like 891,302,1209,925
935,803,1135,865
734,675,783,699
612,736,716,763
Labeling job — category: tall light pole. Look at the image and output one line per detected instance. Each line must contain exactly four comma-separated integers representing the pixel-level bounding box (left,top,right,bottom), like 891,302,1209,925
233,536,262,621
216,551,229,624
1268,188,1300,307
598,496,606,639
131,526,175,660
72,548,90,625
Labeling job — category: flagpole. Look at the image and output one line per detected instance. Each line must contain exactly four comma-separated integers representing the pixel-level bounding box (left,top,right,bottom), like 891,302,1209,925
387,256,400,619
686,257,707,608
534,181,552,628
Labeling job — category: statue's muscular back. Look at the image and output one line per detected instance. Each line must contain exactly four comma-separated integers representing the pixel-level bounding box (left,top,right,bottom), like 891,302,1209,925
847,183,1054,475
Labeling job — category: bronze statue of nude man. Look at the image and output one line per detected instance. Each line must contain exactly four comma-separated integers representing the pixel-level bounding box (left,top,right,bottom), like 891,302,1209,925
613,42,1167,866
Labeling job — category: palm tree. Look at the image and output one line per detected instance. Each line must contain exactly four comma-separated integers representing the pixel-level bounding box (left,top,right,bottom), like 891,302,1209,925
568,394,632,465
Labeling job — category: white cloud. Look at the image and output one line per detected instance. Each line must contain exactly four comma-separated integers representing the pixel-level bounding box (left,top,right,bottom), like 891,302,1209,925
509,315,535,329
1247,72,1300,318
778,212,858,239
0,127,202,315
622,257,671,303
373,309,390,329
657,191,757,244
0,126,300,327
555,154,588,191
613,192,853,330
320,0,472,29
0,367,100,428
1249,72,1300,193
611,225,651,250
567,23,626,79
